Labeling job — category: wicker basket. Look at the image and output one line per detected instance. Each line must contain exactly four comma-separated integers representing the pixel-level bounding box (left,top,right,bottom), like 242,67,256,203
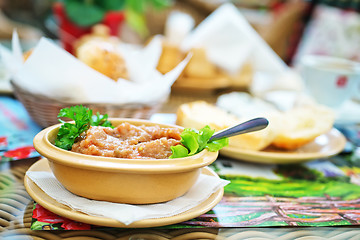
11,81,164,128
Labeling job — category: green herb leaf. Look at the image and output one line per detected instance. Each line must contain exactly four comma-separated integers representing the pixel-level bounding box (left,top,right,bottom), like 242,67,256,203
55,122,81,150
149,0,173,10
64,0,105,27
180,130,199,155
206,138,229,152
125,7,149,38
55,105,113,150
125,0,147,13
197,125,215,152
90,112,112,127
169,145,189,159
97,0,126,11
170,125,228,158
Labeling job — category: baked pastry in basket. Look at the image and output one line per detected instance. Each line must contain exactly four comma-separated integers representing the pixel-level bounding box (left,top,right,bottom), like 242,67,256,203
74,24,128,81
76,39,128,81
157,42,184,74
183,48,218,78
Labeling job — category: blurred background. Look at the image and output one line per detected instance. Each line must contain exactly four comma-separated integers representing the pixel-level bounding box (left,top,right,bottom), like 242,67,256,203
0,0,360,109
1,0,359,64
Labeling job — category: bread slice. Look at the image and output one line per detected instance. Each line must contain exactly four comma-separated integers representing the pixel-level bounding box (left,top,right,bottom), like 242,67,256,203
176,101,239,131
227,113,281,151
176,101,335,152
271,105,335,150
176,101,278,151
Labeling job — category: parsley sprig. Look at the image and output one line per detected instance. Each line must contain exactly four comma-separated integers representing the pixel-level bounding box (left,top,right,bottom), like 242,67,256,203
170,126,229,158
55,105,112,150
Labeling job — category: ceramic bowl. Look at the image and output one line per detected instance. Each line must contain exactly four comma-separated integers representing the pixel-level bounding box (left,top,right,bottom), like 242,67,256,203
33,118,218,204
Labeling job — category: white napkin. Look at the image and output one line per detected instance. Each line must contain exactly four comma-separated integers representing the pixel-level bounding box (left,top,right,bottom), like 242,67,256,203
0,31,22,76
26,171,229,225
181,3,288,75
5,34,190,105
164,11,195,46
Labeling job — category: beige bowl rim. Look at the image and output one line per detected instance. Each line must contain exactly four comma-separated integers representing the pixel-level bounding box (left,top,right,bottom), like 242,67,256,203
33,118,218,174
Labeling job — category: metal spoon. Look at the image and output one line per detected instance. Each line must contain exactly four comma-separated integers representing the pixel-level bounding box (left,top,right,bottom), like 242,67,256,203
209,117,269,141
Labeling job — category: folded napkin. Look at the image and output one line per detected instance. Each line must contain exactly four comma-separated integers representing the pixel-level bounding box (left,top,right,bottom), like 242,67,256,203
26,171,229,225
3,32,190,105
181,3,288,75
0,31,21,92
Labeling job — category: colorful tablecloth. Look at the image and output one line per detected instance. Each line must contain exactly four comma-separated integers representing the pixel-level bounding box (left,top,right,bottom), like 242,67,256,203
0,96,41,162
30,124,360,229
1,98,357,230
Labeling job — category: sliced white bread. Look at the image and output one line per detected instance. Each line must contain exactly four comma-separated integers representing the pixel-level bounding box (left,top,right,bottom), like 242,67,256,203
176,101,279,151
228,113,281,151
271,105,335,150
176,101,239,131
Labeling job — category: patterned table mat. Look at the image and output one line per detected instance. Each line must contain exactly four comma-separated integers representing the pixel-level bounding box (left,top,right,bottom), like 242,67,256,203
0,96,41,162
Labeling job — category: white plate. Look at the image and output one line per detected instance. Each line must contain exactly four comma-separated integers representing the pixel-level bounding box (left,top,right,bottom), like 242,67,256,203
220,128,346,164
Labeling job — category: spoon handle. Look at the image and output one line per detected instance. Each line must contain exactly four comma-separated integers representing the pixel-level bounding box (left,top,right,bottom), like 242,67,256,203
209,117,269,141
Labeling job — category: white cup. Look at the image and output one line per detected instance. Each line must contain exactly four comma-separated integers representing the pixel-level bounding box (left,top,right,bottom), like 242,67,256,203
300,55,360,108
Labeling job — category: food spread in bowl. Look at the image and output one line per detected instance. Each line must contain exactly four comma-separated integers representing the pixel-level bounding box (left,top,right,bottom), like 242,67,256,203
72,123,182,159
33,106,226,204
54,105,229,159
